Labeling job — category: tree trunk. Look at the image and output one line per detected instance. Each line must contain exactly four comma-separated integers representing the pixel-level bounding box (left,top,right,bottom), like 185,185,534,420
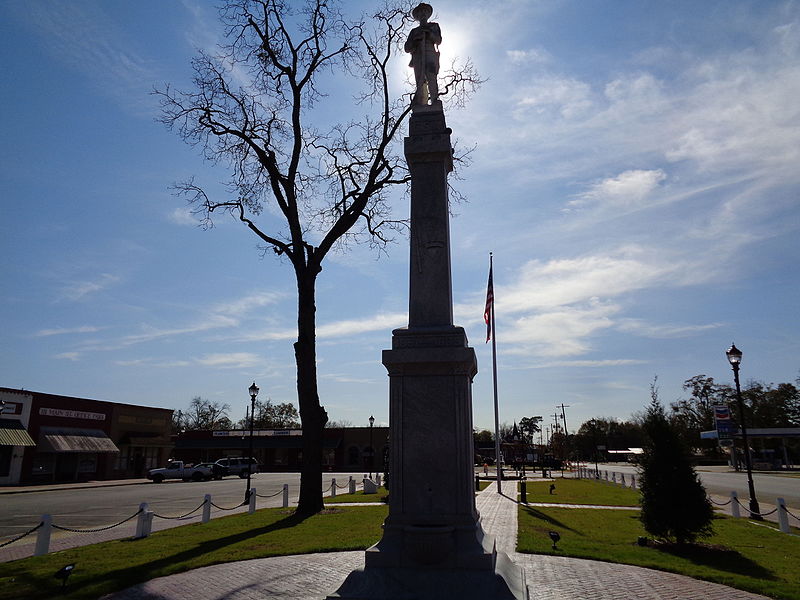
294,268,327,517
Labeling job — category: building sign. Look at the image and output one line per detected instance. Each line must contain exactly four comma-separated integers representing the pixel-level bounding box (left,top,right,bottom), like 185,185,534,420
713,404,736,446
1,402,22,416
39,407,106,421
213,429,301,437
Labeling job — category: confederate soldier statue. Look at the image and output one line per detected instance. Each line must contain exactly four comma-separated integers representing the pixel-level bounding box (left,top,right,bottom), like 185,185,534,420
405,3,441,105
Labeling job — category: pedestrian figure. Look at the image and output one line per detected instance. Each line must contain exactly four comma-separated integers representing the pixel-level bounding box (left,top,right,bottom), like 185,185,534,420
483,462,489,476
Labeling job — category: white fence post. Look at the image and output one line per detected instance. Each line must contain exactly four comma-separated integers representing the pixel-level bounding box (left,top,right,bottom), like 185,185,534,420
34,514,52,556
282,483,289,508
349,477,356,495
331,478,337,498
630,474,636,489
730,491,740,518
611,472,617,484
376,474,382,487
620,473,626,486
135,502,149,539
142,511,154,538
777,498,790,533
249,488,257,514
203,494,211,523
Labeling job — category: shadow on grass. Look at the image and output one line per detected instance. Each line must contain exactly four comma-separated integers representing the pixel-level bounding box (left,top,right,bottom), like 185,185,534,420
69,511,313,598
520,506,579,534
654,542,777,581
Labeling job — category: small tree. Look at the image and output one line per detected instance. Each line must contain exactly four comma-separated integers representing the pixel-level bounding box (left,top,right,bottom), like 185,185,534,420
639,377,713,544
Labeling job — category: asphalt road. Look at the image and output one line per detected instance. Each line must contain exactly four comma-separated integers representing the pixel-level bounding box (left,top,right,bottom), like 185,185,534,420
595,463,800,508
0,472,360,542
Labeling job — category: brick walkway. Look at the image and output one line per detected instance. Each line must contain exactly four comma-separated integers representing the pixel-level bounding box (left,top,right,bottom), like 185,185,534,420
102,480,768,600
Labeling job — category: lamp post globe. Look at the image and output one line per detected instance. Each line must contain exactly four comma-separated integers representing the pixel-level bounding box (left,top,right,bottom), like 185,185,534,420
726,344,761,520
245,382,259,503
368,415,375,479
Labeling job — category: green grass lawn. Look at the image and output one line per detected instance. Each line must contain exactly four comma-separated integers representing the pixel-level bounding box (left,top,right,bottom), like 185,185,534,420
324,487,388,503
518,505,800,599
522,478,640,506
0,506,388,600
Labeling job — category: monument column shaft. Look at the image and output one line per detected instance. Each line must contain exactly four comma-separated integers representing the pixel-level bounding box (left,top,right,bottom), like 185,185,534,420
405,108,454,329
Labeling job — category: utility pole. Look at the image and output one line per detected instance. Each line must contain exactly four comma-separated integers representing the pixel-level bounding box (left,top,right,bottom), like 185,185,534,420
557,403,570,435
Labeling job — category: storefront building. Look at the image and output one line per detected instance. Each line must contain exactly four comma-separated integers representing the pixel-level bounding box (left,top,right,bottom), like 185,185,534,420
0,387,173,485
173,426,389,472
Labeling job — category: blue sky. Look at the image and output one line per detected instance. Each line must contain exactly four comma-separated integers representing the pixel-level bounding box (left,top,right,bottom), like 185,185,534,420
1,0,798,434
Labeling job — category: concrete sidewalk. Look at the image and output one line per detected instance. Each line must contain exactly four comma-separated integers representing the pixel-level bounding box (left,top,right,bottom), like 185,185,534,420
103,479,768,600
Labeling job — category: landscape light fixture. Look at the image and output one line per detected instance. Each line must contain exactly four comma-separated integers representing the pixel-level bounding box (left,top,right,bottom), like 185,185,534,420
55,563,75,588
245,381,259,503
369,415,375,479
548,531,560,550
726,343,762,520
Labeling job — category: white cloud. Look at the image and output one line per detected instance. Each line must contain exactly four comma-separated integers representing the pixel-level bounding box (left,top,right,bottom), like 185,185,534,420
569,169,666,210
54,352,81,361
506,48,551,65
533,359,648,368
60,274,120,301
616,319,724,339
34,326,101,337
14,3,159,115
196,352,262,368
168,207,199,226
513,75,593,119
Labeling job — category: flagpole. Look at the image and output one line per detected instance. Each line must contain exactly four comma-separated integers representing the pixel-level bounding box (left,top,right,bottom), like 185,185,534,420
489,253,502,492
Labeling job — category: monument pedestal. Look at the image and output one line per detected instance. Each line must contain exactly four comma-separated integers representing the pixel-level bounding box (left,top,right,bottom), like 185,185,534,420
328,97,526,599
327,328,527,600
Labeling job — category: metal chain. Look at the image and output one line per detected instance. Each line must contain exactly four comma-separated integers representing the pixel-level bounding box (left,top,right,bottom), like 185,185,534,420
335,481,350,489
709,497,732,506
255,489,284,498
152,500,207,520
0,522,43,548
210,500,247,511
784,508,800,522
51,509,143,533
733,497,779,517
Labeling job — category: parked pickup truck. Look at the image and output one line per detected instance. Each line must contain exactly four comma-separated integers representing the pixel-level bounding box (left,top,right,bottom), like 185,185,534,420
147,460,213,483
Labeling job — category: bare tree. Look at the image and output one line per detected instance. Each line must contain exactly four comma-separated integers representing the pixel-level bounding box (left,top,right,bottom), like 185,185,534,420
186,397,233,430
156,0,479,516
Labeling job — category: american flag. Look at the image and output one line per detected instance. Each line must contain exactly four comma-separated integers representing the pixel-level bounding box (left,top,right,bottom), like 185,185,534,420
484,262,494,343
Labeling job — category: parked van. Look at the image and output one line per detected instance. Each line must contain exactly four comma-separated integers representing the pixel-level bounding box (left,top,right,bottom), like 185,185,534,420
214,457,260,478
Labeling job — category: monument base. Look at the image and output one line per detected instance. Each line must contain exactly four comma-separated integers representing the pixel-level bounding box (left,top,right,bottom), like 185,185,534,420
326,549,527,600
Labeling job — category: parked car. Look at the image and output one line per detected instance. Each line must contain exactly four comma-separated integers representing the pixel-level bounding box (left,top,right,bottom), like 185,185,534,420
195,462,225,480
147,461,213,483
214,457,260,478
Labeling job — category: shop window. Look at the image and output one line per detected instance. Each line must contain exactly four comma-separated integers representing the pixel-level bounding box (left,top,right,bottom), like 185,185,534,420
115,447,130,471
77,455,97,473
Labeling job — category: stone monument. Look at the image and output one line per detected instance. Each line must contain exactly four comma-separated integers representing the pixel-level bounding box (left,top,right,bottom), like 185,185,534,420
328,4,527,599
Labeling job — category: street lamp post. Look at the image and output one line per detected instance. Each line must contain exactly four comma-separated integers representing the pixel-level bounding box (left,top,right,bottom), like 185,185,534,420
245,381,259,503
368,415,375,479
726,344,761,520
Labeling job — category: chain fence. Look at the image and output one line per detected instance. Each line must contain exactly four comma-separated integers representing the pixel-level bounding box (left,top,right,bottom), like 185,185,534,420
50,509,144,534
255,488,284,499
152,501,207,520
733,497,779,517
0,522,43,549
709,497,732,506
210,499,247,511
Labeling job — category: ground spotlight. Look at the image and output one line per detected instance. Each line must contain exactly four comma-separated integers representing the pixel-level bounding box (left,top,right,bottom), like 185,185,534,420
55,563,75,589
548,531,560,550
